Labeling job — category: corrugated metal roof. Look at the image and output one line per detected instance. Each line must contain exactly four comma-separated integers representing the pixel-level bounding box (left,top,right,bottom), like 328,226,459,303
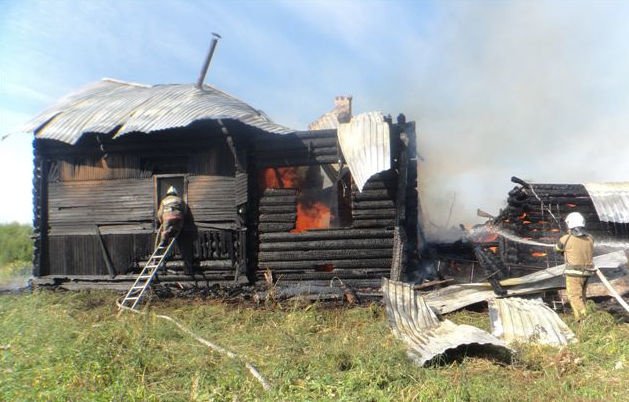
488,297,576,346
382,278,512,366
338,112,391,192
584,182,629,223
22,78,294,145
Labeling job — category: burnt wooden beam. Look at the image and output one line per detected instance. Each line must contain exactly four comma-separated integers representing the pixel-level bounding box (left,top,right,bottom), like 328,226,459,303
258,248,392,262
95,225,116,278
259,228,393,242
259,258,392,270
259,238,394,251
259,213,297,223
258,222,295,233
351,219,395,228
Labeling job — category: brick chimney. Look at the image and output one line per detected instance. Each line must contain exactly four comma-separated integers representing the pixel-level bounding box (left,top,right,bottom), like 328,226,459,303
308,95,353,130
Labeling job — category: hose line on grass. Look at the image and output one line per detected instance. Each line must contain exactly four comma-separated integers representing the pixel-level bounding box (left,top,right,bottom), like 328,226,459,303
117,300,271,391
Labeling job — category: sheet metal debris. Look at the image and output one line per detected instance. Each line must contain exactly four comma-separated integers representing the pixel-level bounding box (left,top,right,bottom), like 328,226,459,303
488,297,576,346
22,78,293,144
338,112,391,192
425,251,628,314
584,182,629,223
382,278,511,366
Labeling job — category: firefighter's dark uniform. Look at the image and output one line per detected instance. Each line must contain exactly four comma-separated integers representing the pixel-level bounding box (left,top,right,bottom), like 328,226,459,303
157,194,187,246
555,230,595,320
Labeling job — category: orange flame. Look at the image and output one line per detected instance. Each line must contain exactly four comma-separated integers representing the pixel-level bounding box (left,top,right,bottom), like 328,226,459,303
488,246,498,253
531,252,547,257
518,212,527,220
291,201,331,233
260,167,301,189
566,203,577,208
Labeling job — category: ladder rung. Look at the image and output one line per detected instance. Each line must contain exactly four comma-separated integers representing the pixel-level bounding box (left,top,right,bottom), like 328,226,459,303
153,254,165,258
138,275,153,279
125,296,140,300
132,285,145,289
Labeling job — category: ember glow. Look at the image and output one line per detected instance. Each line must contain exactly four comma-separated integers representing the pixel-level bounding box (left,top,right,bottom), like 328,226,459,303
531,252,547,257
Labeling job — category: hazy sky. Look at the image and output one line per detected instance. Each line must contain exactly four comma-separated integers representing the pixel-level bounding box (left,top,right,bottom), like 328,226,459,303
2,0,629,234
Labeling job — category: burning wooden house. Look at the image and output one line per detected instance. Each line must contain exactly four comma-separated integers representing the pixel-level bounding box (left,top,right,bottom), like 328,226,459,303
24,78,419,290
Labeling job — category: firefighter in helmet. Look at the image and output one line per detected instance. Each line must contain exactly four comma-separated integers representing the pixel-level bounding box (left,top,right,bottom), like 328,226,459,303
157,186,187,247
555,212,595,320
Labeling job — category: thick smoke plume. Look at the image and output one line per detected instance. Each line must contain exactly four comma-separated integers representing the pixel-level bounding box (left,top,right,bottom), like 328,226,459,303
395,2,629,239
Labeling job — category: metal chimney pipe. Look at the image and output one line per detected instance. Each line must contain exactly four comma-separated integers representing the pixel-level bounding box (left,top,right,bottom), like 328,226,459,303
196,32,222,89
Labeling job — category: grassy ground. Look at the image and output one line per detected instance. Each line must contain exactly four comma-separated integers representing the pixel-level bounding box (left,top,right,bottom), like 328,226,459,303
1,291,627,401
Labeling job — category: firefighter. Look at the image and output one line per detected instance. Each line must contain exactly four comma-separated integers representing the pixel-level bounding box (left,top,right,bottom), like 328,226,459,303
555,211,595,321
157,186,187,247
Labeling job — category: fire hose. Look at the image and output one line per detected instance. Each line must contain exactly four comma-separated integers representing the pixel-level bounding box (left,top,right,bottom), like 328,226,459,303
593,268,629,314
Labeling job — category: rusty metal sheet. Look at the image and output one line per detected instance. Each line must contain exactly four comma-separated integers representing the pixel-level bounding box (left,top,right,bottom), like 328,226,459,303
488,297,576,346
382,278,511,366
584,182,629,223
22,79,293,145
338,112,391,192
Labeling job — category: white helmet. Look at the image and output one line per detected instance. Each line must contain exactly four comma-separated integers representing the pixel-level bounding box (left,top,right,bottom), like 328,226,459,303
565,212,585,229
166,186,178,196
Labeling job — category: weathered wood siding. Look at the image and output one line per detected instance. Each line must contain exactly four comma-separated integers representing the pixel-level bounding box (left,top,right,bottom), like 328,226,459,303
38,129,244,279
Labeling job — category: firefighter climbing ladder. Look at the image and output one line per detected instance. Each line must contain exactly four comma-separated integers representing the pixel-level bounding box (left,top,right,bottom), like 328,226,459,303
119,237,177,311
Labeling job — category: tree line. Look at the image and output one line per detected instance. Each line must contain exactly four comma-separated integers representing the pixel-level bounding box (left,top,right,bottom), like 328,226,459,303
0,223,32,266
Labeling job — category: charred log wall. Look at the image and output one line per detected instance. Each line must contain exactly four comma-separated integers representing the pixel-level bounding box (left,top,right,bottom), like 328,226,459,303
253,127,400,285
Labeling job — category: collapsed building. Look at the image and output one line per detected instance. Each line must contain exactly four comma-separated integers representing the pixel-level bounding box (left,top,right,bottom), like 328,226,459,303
24,78,421,290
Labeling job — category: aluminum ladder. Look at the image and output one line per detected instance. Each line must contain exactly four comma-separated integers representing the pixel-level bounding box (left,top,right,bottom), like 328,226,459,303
119,237,176,311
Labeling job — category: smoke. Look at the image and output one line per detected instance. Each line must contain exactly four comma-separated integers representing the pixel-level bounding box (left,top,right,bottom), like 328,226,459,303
394,2,629,237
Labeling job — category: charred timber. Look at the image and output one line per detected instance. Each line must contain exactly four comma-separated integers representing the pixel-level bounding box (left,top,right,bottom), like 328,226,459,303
258,213,297,223
259,258,392,270
258,248,392,262
259,238,394,251
352,219,395,228
259,228,393,241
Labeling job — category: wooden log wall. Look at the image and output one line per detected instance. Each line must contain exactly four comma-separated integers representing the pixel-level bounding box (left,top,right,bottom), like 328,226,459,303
496,180,629,269
253,130,339,167
251,124,422,287
351,171,397,228
37,129,244,279
187,175,236,225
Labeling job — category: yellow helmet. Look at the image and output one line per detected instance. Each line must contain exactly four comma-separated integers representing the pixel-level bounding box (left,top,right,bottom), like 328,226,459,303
166,186,178,196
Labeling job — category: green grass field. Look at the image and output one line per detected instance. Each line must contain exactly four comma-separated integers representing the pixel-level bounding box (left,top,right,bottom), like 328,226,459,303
1,290,627,401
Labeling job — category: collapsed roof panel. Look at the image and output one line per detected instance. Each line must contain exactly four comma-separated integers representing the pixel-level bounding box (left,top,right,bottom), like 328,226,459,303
382,278,511,366
338,112,391,192
21,79,293,144
488,297,576,346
